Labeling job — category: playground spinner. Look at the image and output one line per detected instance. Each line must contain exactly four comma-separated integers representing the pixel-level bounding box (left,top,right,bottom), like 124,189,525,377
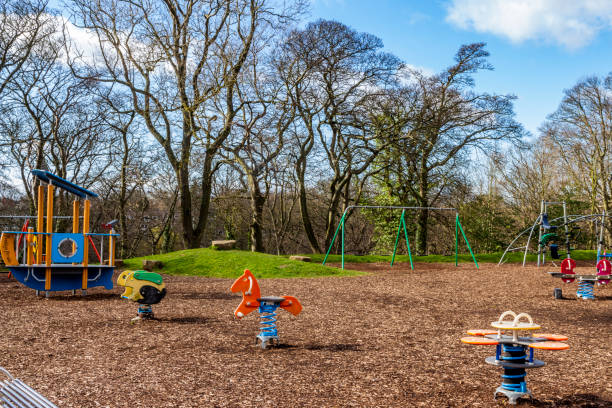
461,311,569,405
0,170,118,296
231,269,302,349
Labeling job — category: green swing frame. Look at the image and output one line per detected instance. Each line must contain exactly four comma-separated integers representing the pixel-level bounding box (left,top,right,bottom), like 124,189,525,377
322,205,478,270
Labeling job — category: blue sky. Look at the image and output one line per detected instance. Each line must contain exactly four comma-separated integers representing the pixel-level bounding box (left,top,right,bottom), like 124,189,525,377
310,0,612,137
51,0,612,138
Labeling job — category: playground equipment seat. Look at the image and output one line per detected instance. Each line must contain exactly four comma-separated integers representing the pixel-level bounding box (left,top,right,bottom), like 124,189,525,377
0,366,58,408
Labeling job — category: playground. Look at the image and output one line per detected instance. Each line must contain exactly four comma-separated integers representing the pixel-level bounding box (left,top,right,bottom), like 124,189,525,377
0,261,610,407
2,1,612,406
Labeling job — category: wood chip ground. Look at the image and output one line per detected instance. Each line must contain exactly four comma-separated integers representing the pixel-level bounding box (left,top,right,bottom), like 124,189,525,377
0,262,610,407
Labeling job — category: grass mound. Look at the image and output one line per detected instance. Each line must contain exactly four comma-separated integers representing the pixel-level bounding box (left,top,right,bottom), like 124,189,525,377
123,248,363,278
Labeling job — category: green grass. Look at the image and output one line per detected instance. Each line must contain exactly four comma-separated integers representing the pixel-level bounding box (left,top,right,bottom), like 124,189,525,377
306,250,600,265
123,248,364,278
123,248,602,279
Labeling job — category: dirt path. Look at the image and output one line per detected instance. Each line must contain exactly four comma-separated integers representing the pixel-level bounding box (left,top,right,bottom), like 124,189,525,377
0,262,610,407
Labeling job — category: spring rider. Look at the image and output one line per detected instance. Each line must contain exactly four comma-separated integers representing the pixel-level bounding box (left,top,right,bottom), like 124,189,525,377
118,270,166,322
549,258,611,300
461,311,569,405
230,269,302,349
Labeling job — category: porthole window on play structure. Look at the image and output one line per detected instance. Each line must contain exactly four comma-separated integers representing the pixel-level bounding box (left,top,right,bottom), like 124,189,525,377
58,238,78,259
51,233,85,263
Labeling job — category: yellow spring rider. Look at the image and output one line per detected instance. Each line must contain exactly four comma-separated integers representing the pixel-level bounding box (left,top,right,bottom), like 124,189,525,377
117,270,166,322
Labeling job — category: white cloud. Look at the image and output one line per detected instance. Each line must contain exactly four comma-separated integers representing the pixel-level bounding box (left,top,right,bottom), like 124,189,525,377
446,0,612,49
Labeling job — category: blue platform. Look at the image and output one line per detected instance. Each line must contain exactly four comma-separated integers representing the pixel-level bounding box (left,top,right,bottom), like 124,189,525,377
8,265,114,292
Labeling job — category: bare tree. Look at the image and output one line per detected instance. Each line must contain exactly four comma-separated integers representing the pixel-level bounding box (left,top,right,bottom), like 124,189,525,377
276,19,402,252
543,74,612,221
379,43,524,254
222,53,294,252
67,0,303,248
0,27,111,218
0,0,55,97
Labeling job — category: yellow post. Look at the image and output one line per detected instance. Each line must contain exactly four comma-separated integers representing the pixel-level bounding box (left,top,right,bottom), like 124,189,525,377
36,185,44,265
45,184,54,291
72,199,79,264
82,199,90,290
109,228,116,266
26,226,34,265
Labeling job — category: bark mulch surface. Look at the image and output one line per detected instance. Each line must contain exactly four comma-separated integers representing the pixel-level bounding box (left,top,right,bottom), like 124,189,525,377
0,263,610,407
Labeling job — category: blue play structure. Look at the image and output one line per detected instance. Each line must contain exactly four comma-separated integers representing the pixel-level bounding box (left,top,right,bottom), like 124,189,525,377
0,170,118,296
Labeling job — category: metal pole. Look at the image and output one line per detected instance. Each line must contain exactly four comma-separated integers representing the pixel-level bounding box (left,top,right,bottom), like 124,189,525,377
82,199,90,292
45,184,54,292
341,216,345,270
402,214,414,270
322,211,346,265
597,211,605,262
537,200,544,267
36,185,44,265
456,214,479,268
390,210,405,267
342,205,456,212
109,228,116,266
563,201,570,259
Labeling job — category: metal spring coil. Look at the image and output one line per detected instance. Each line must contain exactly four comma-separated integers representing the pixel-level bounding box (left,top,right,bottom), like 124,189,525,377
500,344,527,393
137,305,153,315
258,307,278,338
577,280,595,300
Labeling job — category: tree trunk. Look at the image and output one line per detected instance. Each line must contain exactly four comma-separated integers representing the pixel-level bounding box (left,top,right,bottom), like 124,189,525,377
246,170,266,252
296,161,321,253
250,194,266,253
323,174,351,251
415,205,429,255
119,130,129,259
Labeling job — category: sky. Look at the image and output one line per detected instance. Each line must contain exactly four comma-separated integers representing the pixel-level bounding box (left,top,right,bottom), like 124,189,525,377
309,0,612,138
48,0,612,138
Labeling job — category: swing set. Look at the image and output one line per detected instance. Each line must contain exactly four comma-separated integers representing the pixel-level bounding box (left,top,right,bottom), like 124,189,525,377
322,205,478,270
